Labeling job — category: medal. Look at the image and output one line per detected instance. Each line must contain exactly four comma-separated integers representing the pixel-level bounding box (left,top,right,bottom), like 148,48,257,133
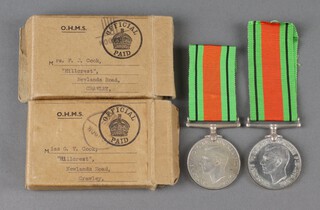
246,21,302,189
186,44,240,189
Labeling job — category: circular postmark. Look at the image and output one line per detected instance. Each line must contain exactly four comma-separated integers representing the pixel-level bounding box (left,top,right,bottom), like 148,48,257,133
248,137,302,190
187,136,241,190
102,19,143,59
83,112,111,150
99,104,140,146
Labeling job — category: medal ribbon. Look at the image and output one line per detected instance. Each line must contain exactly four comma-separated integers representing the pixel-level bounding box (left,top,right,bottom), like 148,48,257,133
248,21,299,122
188,45,237,122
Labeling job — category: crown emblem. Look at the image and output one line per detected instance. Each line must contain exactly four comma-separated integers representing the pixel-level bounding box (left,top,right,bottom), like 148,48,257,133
111,29,132,50
109,114,130,136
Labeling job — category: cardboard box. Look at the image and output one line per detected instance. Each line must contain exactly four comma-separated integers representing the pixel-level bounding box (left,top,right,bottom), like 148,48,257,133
19,15,175,102
26,99,179,190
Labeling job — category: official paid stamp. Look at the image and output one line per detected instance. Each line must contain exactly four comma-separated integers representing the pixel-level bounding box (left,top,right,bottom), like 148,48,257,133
99,104,140,146
102,19,143,59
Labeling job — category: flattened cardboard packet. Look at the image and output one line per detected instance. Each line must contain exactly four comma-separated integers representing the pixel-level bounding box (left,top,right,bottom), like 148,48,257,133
26,99,179,190
19,15,179,190
19,15,175,102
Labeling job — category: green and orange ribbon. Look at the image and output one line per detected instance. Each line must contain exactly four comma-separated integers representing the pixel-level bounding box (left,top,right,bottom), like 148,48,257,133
188,45,237,122
248,21,299,122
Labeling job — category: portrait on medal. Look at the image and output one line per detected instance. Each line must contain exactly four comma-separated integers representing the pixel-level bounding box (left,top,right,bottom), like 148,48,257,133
259,144,290,184
188,138,240,189
255,142,296,186
199,146,229,184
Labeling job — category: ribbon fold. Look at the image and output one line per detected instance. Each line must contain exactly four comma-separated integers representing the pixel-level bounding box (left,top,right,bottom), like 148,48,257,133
248,21,299,122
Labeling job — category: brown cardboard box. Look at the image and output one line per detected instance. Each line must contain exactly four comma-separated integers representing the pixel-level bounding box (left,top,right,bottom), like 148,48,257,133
26,99,179,190
19,15,175,102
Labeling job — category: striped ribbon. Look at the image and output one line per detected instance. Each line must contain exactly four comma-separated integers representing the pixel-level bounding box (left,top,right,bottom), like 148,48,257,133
188,45,237,122
248,21,299,122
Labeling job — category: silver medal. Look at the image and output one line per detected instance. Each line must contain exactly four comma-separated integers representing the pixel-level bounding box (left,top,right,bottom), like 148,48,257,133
187,136,240,189
186,119,241,189
246,118,302,189
248,137,301,190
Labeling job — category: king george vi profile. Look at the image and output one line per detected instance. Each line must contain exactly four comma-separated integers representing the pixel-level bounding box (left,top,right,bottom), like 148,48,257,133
260,144,290,184
199,146,228,184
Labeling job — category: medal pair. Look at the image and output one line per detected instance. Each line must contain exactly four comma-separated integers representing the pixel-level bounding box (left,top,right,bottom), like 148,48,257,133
186,20,301,190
